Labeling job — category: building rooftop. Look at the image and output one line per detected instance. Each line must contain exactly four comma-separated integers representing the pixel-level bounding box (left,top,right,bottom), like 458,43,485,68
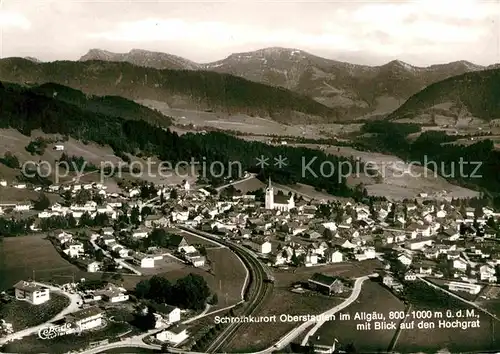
66,306,103,321
14,281,47,292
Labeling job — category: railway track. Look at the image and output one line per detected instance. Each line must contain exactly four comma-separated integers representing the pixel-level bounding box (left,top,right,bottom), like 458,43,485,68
177,226,273,353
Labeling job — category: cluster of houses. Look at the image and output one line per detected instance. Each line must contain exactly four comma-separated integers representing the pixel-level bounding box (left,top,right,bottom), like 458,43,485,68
9,278,191,346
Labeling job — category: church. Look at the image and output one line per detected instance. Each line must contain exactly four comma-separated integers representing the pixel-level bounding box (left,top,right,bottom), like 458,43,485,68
265,178,295,212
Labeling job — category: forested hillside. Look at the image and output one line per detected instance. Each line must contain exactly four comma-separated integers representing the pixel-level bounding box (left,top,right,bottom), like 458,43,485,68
0,81,366,198
388,69,500,121
0,58,347,123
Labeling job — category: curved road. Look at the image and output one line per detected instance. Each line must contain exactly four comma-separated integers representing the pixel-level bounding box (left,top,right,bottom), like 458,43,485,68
300,275,370,346
0,282,82,345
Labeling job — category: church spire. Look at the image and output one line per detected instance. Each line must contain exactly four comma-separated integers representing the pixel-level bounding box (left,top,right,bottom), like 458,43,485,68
268,176,272,189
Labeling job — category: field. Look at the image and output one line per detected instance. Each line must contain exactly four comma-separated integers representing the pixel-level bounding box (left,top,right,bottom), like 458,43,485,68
294,144,479,200
0,128,198,188
102,348,160,353
314,280,405,352
178,230,223,248
225,260,381,352
0,293,70,331
0,321,134,354
390,280,500,352
0,235,102,291
121,247,246,309
394,305,500,352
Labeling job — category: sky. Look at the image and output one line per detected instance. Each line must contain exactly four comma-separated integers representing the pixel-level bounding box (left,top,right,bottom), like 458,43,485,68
0,0,499,66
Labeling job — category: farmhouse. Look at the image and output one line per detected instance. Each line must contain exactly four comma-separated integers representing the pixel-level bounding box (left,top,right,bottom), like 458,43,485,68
65,306,103,331
14,281,50,305
308,273,344,295
156,324,189,346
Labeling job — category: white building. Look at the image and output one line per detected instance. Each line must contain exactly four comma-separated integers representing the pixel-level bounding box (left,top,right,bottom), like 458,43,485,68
65,306,103,331
398,254,412,266
132,253,155,268
265,178,295,212
156,325,189,346
328,250,343,263
447,281,482,295
248,239,272,254
64,242,84,258
14,281,50,305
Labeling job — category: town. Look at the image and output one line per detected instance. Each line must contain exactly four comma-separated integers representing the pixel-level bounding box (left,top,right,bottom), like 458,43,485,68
2,159,500,353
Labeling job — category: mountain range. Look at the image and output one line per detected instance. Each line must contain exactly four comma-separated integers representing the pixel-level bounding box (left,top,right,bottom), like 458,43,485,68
79,47,498,116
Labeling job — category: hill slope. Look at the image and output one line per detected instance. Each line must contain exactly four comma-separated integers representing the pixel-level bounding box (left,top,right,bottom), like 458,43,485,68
0,57,348,123
387,69,500,122
29,82,171,126
80,47,489,114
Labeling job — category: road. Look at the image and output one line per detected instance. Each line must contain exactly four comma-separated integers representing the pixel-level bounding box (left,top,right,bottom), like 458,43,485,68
417,276,500,321
89,235,142,276
215,173,257,192
300,275,370,346
0,283,82,345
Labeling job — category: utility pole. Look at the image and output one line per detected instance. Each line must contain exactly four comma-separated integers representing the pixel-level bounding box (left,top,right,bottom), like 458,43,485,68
33,269,36,282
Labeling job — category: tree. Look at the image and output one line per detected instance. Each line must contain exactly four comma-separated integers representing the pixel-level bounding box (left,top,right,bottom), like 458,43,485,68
135,279,151,298
130,206,140,225
170,189,178,200
95,249,105,261
0,152,20,169
75,189,91,205
208,293,218,305
33,193,50,211
344,343,358,354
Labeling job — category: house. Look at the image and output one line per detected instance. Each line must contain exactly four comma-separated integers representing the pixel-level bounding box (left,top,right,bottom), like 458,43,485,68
14,203,31,212
185,252,206,267
447,281,482,295
97,285,129,303
132,253,155,268
247,239,272,254
132,228,149,239
327,250,343,263
87,261,101,273
152,304,181,324
398,254,412,267
452,258,468,271
65,306,103,331
63,242,84,258
14,281,50,305
155,324,189,346
308,273,344,295
305,250,319,266
145,215,170,228
102,227,114,236
168,234,189,252
308,336,337,354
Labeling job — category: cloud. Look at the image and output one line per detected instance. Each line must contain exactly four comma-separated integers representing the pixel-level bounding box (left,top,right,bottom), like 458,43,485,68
0,10,31,30
1,0,499,65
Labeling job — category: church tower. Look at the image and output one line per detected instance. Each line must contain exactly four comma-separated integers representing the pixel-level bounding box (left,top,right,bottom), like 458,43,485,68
265,177,274,210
